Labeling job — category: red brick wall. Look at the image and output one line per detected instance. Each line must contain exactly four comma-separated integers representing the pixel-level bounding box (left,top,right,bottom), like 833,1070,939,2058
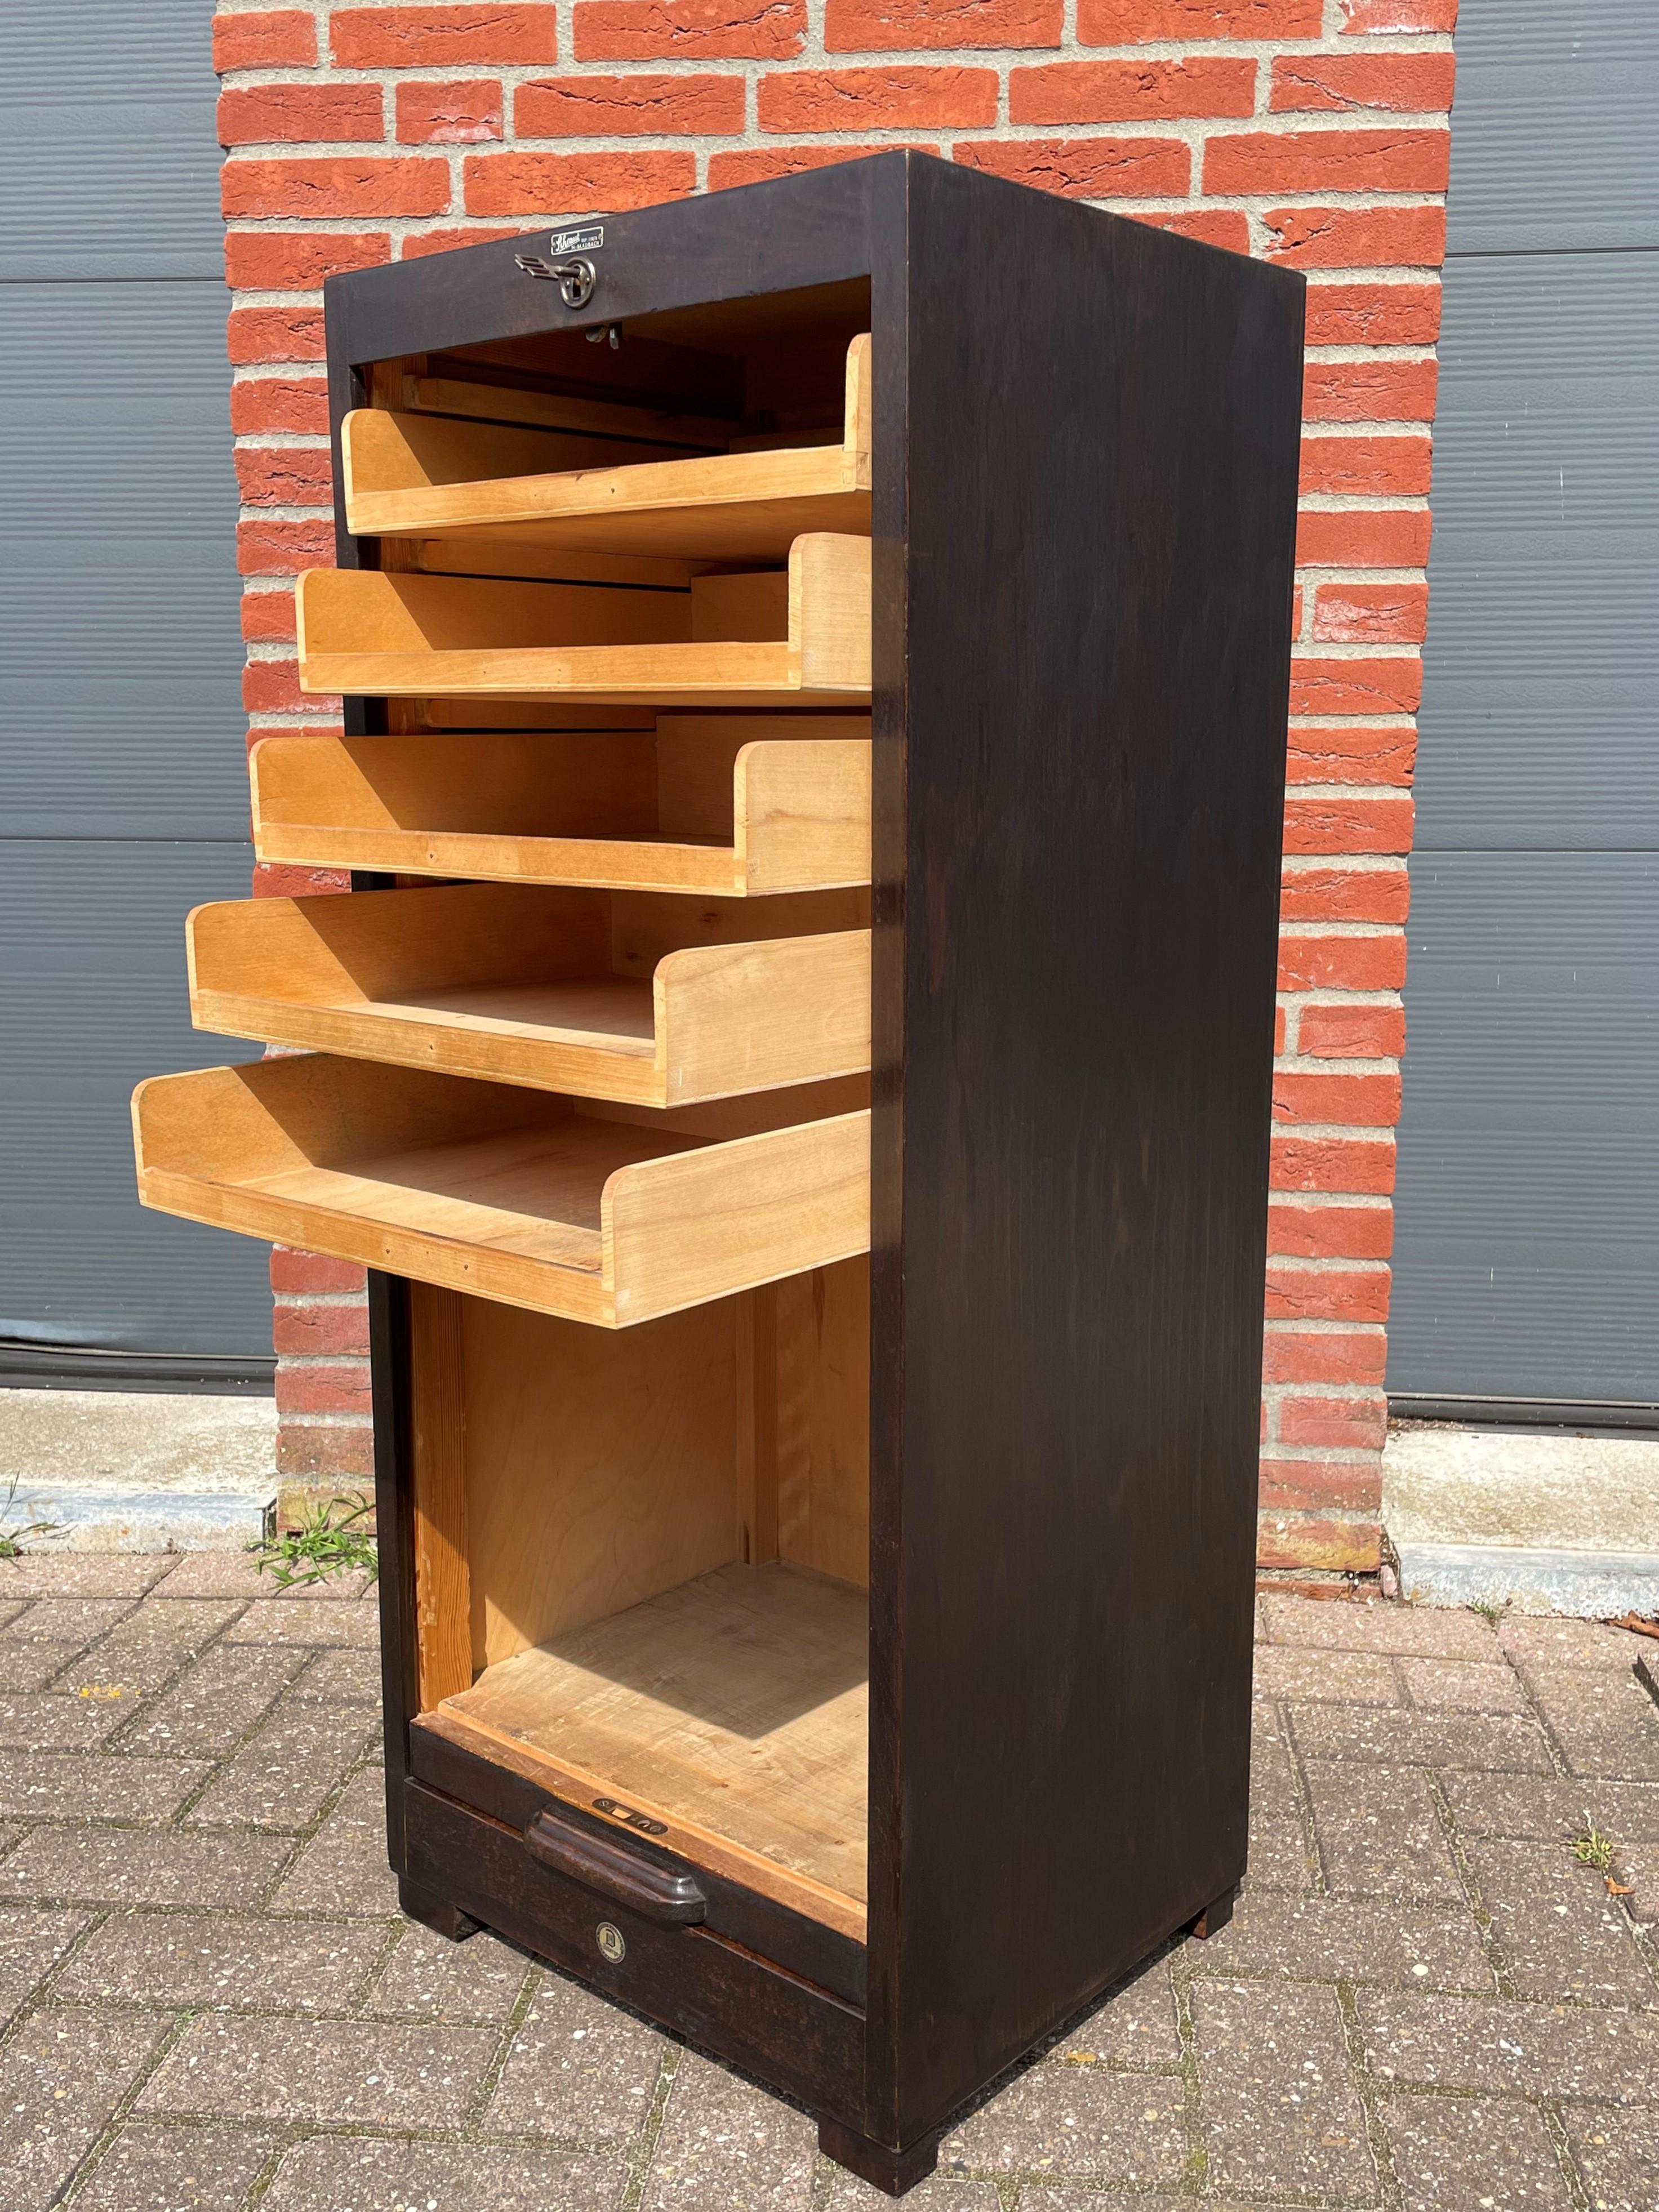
218,0,1453,1569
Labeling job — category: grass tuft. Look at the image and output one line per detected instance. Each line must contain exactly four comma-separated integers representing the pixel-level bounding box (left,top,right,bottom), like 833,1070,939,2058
248,1490,377,1589
0,1474,60,1559
1568,1813,1616,1876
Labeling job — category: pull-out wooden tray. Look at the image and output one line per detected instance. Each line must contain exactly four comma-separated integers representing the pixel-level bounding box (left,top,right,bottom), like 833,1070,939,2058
297,533,870,706
344,335,871,563
132,1055,870,1327
250,718,871,896
188,883,871,1105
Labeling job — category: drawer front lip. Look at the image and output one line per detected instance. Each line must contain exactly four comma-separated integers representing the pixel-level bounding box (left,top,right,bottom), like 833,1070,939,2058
408,1721,866,2009
402,1778,866,2129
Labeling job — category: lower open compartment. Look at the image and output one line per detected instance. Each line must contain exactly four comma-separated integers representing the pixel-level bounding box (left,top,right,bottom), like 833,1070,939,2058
400,1266,871,1995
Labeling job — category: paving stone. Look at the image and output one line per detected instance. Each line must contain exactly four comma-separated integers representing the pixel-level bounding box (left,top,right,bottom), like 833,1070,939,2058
1501,1617,1647,1673
1190,1888,1493,1992
1256,1647,1400,1704
69,2118,277,2212
1356,1991,1659,2102
1399,1657,1531,1713
825,2175,1000,2209
125,1643,308,1758
0,1556,173,1596
1291,1702,1555,1773
1613,1841,1658,1927
261,2136,626,2211
0,1690,135,1750
641,2049,815,2210
0,1906,94,2030
0,1597,25,1628
367,1920,533,2022
189,1701,378,1830
1384,2091,1577,2211
1304,1761,1465,1902
1469,1839,1658,2005
1249,1724,1303,1817
0,2005,170,2211
1191,1977,1373,2201
1262,1595,1501,1661
293,1644,383,1703
267,1769,399,1916
1246,1809,1320,1893
223,1598,380,1648
0,1598,136,1646
0,1747,212,1823
1526,1670,1659,1783
940,2058,1190,2184
136,2011,495,2128
1442,1772,1659,1844
0,1640,83,1690
1560,2104,1659,2212
1044,1954,1182,2066
0,1825,290,1907
487,1969,664,2140
55,1908,385,2011
59,1600,245,1697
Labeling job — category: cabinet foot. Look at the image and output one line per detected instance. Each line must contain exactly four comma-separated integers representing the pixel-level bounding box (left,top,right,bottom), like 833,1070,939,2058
1189,1882,1238,1941
399,1877,479,1943
819,2118,940,2197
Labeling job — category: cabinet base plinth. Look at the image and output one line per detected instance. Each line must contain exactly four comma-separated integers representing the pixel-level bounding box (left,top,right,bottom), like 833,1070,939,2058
819,2119,939,2197
399,1877,479,1944
1189,1883,1239,1942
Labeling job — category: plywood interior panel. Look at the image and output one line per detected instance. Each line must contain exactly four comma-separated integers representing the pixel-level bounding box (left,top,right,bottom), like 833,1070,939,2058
776,1260,870,1588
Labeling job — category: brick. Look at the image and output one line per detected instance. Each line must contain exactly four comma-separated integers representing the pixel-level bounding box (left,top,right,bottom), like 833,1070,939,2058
1273,53,1455,114
1304,358,1438,423
253,860,351,896
1277,1392,1389,1450
1206,128,1448,197
227,305,327,364
954,137,1191,198
1296,505,1433,567
1262,1328,1388,1386
1135,207,1251,251
1314,582,1429,645
1280,864,1410,927
1265,1265,1391,1324
401,224,527,256
1297,1003,1407,1059
1080,0,1320,37
463,148,696,214
1266,203,1446,269
1287,722,1417,785
213,10,317,70
226,231,390,290
330,4,559,66
221,157,451,220
1009,57,1256,125
243,657,305,714
274,1362,373,1415
1271,1133,1396,1194
218,84,384,146
278,1421,377,1479
1284,792,1415,853
825,0,1064,54
1274,1070,1401,1127
230,375,331,435
760,66,997,132
1299,433,1431,496
1305,281,1440,346
1259,1456,1385,1512
234,447,332,506
1269,1201,1394,1259
1278,932,1408,992
273,1301,372,1357
241,590,295,643
520,73,746,135
1340,0,1457,28
709,142,937,188
1258,1511,1382,1574
1289,657,1422,717
575,0,806,61
397,78,504,143
272,1249,368,1296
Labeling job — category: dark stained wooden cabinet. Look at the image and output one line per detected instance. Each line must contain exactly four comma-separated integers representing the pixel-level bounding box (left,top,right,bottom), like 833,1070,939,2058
132,152,1304,2192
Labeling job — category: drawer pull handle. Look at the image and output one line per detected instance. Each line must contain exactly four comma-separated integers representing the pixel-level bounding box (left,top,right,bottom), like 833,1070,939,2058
523,1810,707,1925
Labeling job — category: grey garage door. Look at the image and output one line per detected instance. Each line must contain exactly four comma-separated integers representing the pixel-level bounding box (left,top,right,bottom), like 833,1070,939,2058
1387,1,1659,1421
0,5,273,1387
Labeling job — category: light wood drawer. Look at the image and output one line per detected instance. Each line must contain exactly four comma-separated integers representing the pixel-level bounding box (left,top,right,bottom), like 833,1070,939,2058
132,1056,870,1329
188,883,871,1107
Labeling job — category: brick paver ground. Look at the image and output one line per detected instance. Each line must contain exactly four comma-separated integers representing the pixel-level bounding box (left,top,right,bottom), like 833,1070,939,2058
0,1554,1655,2209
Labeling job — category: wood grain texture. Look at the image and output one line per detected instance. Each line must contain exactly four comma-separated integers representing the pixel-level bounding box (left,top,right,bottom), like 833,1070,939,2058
411,1284,471,1707
775,1260,870,1589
